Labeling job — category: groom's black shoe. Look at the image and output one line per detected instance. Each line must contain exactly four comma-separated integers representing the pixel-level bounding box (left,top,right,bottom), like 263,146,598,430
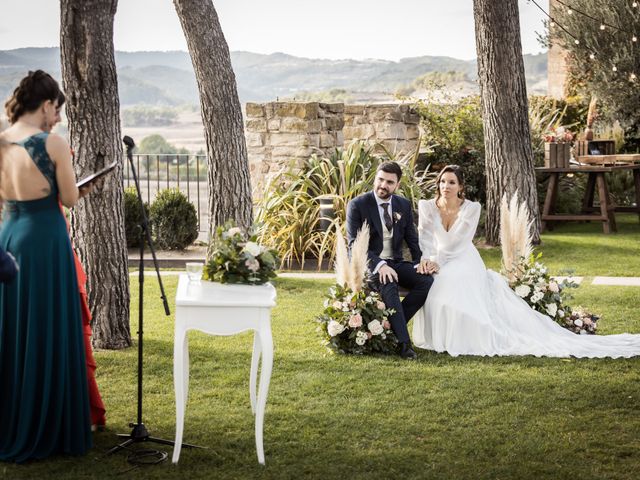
399,342,417,360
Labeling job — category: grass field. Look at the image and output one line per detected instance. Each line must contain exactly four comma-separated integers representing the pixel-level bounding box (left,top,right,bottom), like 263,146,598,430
2,216,639,479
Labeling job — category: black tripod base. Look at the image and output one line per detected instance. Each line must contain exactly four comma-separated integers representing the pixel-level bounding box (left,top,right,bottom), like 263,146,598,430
106,422,204,456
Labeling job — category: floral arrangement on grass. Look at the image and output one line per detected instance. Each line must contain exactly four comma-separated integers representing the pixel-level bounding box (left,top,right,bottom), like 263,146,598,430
509,253,578,324
316,224,398,354
564,306,599,335
203,221,278,285
500,192,599,334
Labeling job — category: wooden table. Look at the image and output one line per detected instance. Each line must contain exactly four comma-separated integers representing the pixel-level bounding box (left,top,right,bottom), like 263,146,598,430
172,275,276,465
535,164,640,234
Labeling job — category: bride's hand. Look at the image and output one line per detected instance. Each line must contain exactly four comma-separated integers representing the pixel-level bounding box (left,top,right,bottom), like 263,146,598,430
417,259,429,274
427,261,440,274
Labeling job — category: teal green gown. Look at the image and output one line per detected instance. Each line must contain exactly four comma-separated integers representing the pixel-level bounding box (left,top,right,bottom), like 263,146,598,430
0,132,92,462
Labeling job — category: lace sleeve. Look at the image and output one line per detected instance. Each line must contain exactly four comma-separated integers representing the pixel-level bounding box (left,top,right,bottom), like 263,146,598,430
418,200,436,261
436,201,481,266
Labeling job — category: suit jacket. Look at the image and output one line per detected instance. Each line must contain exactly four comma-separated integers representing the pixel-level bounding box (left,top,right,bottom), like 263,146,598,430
346,191,422,270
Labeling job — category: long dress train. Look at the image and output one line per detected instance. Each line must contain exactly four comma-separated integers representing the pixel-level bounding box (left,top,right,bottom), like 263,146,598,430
412,198,640,358
0,132,92,462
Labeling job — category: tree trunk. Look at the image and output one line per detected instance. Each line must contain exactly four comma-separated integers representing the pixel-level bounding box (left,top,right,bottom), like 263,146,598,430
60,0,131,349
173,0,253,234
473,0,541,245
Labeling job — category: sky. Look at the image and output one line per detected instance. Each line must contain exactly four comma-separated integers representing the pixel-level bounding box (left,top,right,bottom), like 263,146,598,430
0,1,548,61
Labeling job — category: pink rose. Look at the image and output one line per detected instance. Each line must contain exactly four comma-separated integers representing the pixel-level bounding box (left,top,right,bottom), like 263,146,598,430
376,300,386,310
348,313,363,328
366,332,372,340
382,320,391,330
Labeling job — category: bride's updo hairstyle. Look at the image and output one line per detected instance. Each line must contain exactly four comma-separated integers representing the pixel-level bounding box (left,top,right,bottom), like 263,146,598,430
435,164,465,202
4,70,61,125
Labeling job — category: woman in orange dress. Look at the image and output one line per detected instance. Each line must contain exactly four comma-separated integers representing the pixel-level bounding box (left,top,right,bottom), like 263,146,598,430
52,92,106,429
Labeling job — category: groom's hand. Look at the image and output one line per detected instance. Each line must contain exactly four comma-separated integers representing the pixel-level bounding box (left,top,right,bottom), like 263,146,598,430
378,264,398,284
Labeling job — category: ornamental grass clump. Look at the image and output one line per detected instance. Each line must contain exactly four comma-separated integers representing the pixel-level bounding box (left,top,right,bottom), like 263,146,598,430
203,222,278,285
316,224,398,354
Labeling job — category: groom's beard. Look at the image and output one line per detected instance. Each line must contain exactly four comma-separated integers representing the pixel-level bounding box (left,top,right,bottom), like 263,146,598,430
376,187,392,199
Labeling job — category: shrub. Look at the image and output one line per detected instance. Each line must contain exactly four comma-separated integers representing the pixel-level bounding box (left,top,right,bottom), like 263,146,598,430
255,141,434,269
149,189,198,250
123,187,149,248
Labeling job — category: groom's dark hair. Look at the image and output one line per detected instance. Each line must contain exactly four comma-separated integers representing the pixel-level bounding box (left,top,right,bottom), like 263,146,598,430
377,161,402,181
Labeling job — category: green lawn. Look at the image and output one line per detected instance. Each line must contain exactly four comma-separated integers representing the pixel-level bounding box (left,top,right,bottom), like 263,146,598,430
478,213,640,276
4,270,640,479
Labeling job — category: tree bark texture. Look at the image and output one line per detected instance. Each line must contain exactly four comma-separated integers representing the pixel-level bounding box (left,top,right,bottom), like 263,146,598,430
173,0,253,234
473,0,541,245
60,0,131,349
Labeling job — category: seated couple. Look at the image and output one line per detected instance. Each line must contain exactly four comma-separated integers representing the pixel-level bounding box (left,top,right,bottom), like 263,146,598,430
346,162,640,360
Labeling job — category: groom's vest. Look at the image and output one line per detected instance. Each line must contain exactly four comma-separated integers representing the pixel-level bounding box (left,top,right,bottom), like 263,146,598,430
380,223,393,260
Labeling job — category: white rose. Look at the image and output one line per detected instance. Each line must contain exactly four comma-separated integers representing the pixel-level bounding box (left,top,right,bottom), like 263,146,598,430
368,320,384,336
548,282,559,293
574,319,584,327
546,303,558,317
531,292,544,303
515,285,531,298
558,309,565,318
355,331,368,345
243,241,262,257
227,227,242,237
327,320,345,337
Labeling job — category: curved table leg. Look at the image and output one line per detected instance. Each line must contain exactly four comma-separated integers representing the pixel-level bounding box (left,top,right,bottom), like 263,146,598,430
250,332,262,414
255,315,273,465
172,326,189,464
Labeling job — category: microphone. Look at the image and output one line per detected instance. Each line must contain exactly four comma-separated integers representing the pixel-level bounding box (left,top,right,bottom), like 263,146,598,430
123,135,135,150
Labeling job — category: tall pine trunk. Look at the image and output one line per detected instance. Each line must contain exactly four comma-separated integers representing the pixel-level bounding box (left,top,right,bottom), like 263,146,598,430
60,0,131,349
173,0,252,234
473,0,541,245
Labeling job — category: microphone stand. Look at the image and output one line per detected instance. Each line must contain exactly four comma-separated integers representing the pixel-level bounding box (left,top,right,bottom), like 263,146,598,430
106,135,200,459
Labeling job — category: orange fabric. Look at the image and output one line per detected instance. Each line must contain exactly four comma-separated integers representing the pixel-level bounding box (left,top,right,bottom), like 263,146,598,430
61,203,106,426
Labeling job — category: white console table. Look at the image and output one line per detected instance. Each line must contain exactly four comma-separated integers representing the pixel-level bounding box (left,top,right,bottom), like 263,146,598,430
172,275,276,465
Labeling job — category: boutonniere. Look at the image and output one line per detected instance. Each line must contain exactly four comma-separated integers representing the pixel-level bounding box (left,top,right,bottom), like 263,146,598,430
393,212,402,224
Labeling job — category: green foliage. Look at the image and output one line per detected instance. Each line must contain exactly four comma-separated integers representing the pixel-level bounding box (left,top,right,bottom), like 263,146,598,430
551,1,640,133
137,134,190,156
414,95,486,203
149,189,198,250
528,95,588,166
255,141,435,268
121,105,178,127
203,222,278,285
123,187,149,248
316,284,398,355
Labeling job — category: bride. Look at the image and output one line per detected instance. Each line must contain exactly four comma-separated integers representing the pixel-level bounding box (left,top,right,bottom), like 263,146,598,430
412,164,640,358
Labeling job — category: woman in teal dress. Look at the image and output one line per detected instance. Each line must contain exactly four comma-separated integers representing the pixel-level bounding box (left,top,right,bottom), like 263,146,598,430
0,70,92,462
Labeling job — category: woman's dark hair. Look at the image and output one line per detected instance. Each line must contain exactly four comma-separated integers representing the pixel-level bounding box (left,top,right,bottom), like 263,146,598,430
435,164,465,202
4,70,61,124
377,161,403,181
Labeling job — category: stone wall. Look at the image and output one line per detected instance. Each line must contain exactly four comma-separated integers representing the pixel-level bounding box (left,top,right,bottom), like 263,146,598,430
343,104,420,155
245,101,421,193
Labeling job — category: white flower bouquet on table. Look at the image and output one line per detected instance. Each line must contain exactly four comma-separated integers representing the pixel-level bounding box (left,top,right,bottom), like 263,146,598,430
203,221,278,285
316,224,398,354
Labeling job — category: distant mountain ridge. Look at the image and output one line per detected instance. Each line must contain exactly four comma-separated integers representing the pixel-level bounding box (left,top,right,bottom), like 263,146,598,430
0,47,547,106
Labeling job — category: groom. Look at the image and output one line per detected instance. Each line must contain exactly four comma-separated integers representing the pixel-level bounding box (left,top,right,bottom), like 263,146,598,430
346,161,433,359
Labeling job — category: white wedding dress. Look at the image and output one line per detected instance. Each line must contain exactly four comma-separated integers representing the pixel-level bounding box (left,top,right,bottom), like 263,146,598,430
412,199,640,358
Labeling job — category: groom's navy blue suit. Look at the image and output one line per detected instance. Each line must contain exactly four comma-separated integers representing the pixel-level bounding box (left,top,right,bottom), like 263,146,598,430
346,191,433,344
